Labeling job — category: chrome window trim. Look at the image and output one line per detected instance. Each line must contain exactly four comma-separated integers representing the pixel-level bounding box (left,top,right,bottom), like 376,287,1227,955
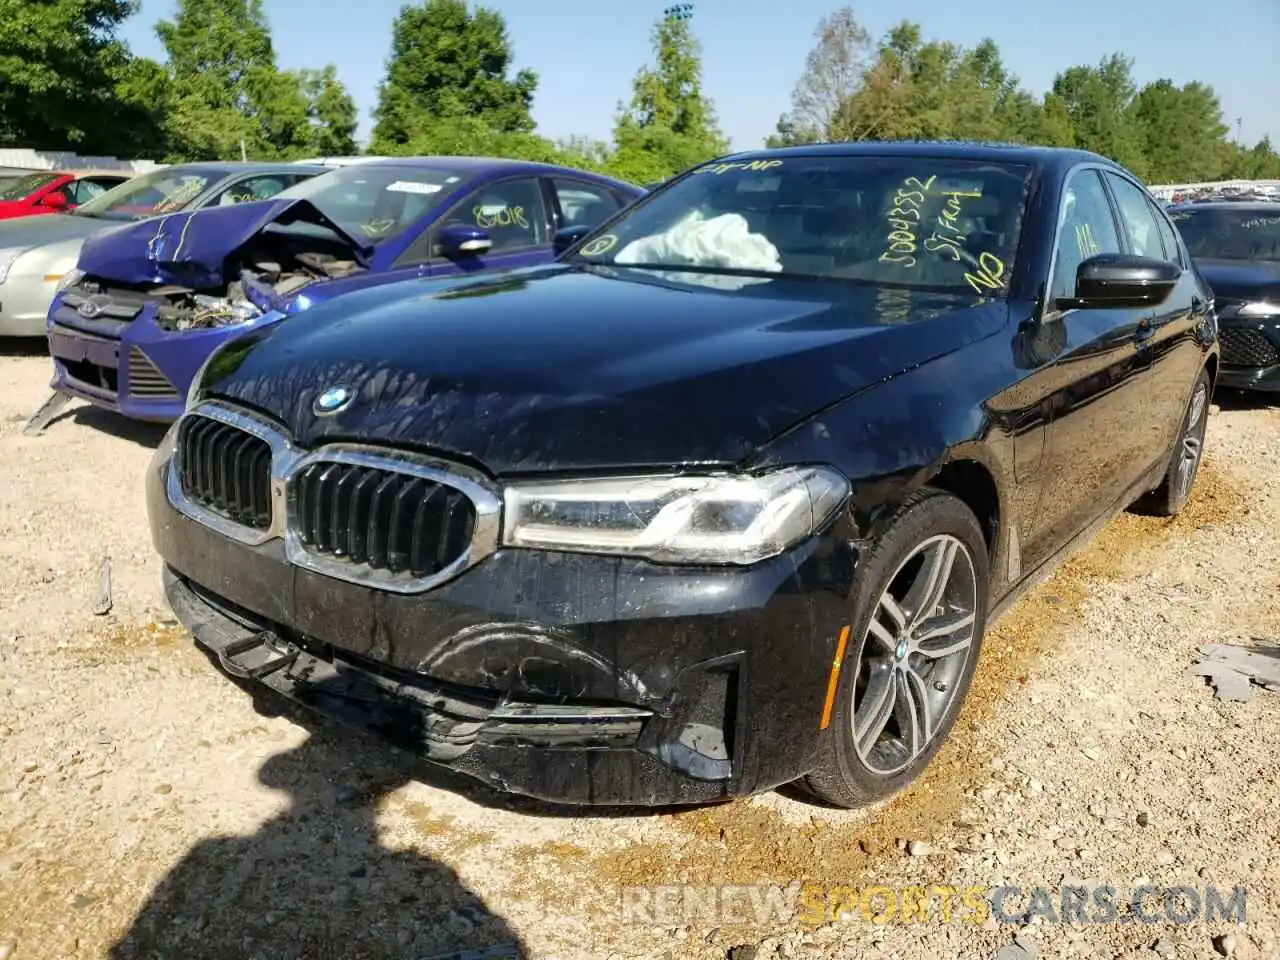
166,399,503,594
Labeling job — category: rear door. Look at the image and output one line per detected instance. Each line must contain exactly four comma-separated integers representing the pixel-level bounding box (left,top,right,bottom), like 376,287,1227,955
1024,168,1156,565
1102,170,1207,462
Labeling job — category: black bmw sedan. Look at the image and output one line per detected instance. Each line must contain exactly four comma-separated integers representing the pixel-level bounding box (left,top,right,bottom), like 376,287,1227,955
1168,201,1280,392
147,141,1218,809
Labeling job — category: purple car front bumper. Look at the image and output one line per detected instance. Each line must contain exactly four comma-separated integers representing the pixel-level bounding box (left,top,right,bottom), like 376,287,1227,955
47,296,281,423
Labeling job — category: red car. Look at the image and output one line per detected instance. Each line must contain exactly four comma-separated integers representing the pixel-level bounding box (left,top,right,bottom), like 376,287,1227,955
0,170,134,220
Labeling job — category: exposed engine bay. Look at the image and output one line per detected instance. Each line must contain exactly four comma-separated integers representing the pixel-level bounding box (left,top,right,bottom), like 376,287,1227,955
68,201,370,332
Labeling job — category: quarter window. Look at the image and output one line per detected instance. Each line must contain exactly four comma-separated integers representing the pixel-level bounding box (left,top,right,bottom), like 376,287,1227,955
1148,199,1184,267
1104,173,1163,259
1051,170,1122,301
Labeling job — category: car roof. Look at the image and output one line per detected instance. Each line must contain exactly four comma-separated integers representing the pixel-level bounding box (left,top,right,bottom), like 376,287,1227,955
1168,201,1280,213
157,161,332,176
719,140,1124,175
345,155,638,186
59,169,138,178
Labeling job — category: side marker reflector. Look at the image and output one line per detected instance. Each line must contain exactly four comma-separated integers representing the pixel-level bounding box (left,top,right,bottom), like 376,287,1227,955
819,624,853,730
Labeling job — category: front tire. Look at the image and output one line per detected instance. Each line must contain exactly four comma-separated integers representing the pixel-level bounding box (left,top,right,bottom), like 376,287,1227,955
802,488,989,809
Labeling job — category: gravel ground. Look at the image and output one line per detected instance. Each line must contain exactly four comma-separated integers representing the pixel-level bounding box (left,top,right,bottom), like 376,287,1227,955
1,341,1278,960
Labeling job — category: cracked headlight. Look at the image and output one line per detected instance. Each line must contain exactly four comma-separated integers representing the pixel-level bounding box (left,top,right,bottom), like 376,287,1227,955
54,268,84,294
502,466,850,565
0,247,30,284
1237,301,1280,318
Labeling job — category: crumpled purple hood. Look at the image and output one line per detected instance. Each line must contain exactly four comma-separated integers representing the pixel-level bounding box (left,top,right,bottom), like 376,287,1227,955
74,197,369,288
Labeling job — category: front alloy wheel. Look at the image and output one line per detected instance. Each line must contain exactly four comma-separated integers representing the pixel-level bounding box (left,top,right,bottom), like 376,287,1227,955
853,534,978,776
803,489,989,808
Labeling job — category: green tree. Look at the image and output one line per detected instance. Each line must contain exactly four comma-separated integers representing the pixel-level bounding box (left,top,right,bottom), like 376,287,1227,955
0,0,145,150
156,0,280,158
770,5,872,145
1130,79,1228,183
1051,54,1148,175
156,0,358,160
605,10,728,182
1221,136,1280,180
300,66,358,155
371,0,537,152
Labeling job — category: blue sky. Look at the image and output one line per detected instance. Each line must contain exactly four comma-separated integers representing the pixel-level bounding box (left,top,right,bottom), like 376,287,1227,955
120,0,1280,159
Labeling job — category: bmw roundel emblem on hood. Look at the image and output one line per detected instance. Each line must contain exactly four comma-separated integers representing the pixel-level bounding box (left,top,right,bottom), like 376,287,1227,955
313,385,354,416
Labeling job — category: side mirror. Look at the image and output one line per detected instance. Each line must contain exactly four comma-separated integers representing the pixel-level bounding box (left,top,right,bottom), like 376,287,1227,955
553,225,592,256
437,223,492,258
40,192,70,211
1071,253,1180,308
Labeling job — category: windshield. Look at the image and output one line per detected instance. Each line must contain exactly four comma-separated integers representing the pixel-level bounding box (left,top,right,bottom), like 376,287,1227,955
1170,207,1280,262
0,173,60,201
568,155,1034,295
72,166,227,221
274,165,469,243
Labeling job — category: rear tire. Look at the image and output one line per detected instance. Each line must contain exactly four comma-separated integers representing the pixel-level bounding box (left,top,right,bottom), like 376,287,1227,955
802,488,989,809
1138,368,1211,518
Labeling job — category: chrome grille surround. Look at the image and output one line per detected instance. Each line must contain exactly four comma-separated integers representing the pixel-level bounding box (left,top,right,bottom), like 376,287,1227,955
167,399,503,594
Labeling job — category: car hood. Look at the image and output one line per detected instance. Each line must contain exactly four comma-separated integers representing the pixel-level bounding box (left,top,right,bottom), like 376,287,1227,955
0,212,114,249
1196,259,1280,302
199,265,1009,474
75,197,372,288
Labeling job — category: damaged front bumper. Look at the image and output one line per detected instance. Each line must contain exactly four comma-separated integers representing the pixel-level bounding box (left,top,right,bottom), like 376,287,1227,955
148,453,859,806
47,294,284,422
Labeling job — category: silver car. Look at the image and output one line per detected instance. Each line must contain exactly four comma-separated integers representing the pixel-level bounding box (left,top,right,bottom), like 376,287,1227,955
0,161,331,337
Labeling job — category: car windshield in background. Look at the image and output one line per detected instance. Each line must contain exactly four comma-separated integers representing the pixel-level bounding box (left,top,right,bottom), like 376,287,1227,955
1170,207,1280,261
568,155,1034,295
0,173,60,201
275,165,469,243
72,167,228,221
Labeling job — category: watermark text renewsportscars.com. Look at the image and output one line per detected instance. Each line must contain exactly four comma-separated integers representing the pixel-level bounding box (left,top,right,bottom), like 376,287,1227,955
618,883,1247,927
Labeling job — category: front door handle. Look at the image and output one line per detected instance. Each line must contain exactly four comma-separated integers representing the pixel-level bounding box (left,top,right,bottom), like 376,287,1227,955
1135,317,1155,341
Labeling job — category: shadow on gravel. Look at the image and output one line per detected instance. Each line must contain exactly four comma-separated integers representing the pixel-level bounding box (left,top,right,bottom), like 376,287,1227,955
41,402,168,448
107,719,528,960
1214,386,1279,411
0,336,46,357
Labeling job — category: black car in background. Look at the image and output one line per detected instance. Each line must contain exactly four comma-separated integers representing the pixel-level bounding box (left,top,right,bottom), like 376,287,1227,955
1169,201,1280,392
147,141,1217,808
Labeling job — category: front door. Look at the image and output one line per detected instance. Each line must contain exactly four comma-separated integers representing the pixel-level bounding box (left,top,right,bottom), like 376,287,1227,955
1102,171,1207,463
1025,168,1155,563
425,176,554,280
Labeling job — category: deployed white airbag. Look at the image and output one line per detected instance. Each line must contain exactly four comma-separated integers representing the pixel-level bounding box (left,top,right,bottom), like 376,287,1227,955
616,210,782,273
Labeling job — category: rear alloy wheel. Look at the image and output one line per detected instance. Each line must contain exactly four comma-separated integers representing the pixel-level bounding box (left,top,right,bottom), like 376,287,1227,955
1139,368,1211,518
803,489,989,808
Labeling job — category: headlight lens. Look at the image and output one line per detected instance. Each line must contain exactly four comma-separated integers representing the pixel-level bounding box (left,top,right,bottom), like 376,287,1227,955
0,247,30,284
502,465,850,565
1237,301,1280,318
54,268,84,294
